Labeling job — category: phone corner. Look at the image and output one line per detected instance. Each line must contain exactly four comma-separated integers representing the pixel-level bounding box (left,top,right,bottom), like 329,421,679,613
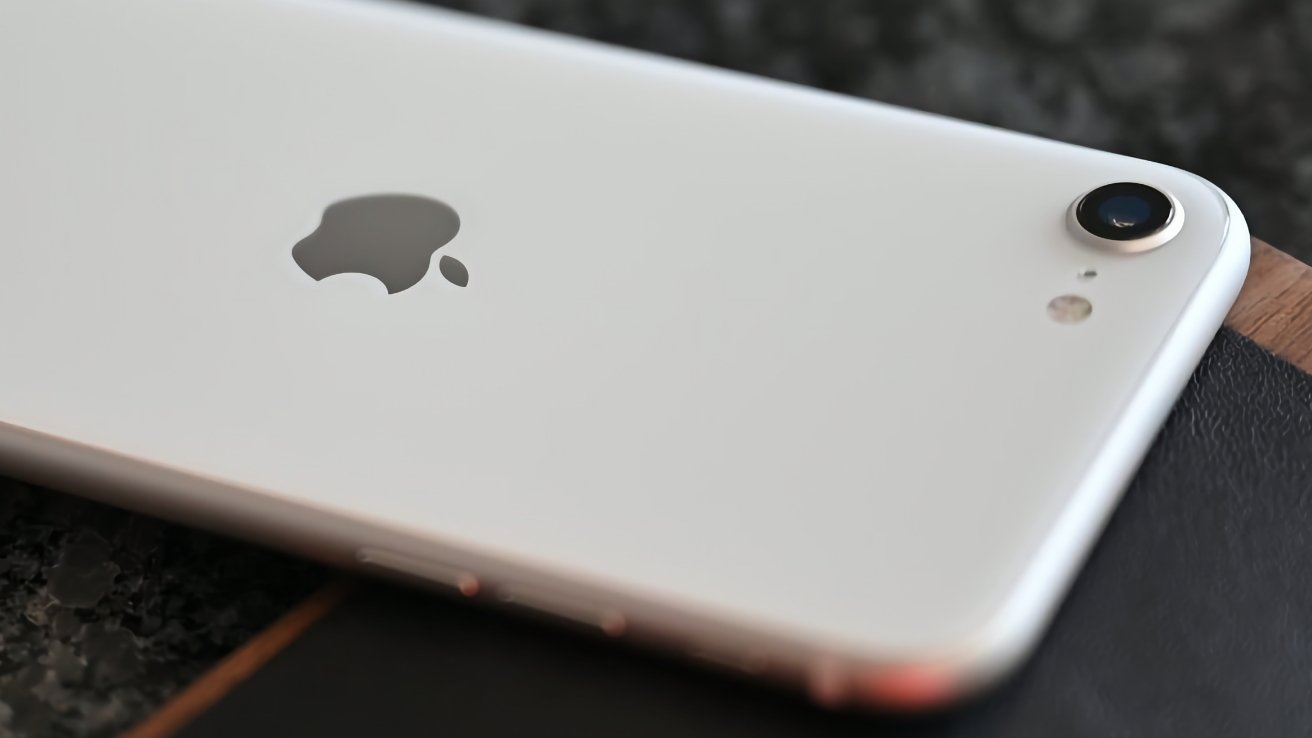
1172,167,1252,271
1203,182,1253,317
814,617,1040,714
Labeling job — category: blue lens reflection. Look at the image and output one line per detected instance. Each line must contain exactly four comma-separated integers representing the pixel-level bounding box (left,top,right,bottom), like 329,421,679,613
1097,195,1153,229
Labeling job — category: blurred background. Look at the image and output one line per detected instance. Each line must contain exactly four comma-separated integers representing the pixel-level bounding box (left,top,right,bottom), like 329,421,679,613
3,1,1311,736
424,0,1312,261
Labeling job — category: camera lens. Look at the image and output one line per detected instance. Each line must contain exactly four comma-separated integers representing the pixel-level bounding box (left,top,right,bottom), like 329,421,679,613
1075,182,1174,242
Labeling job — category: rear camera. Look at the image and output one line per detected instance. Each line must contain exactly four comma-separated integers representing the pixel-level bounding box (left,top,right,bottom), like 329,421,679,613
1069,182,1182,253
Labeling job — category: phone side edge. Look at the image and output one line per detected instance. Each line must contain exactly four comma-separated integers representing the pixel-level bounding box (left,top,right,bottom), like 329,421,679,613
839,180,1252,710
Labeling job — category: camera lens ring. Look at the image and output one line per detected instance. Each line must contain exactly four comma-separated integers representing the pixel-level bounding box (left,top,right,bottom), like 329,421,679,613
1067,182,1183,254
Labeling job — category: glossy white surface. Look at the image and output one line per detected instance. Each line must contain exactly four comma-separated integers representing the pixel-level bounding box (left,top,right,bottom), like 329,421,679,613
0,0,1248,704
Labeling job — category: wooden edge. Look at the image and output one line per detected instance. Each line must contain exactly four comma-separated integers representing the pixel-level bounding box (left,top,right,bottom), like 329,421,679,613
126,238,1312,738
1225,238,1312,373
123,579,355,738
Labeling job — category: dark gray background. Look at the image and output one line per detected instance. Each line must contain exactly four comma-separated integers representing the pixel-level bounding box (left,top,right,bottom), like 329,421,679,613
3,1,1311,736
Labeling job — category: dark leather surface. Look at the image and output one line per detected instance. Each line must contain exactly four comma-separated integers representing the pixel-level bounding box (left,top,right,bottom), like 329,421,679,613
178,328,1312,738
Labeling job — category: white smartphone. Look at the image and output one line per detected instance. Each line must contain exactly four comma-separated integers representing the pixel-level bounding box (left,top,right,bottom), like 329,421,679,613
1,0,1248,710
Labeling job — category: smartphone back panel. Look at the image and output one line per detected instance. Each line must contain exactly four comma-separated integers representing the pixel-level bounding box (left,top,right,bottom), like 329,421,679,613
0,0,1248,705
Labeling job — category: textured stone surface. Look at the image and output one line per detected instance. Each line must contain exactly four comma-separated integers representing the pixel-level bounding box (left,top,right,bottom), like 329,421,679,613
0,482,323,738
4,1,1312,736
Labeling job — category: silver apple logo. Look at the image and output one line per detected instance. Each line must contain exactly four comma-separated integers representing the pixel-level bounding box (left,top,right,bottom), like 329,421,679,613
293,194,468,293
